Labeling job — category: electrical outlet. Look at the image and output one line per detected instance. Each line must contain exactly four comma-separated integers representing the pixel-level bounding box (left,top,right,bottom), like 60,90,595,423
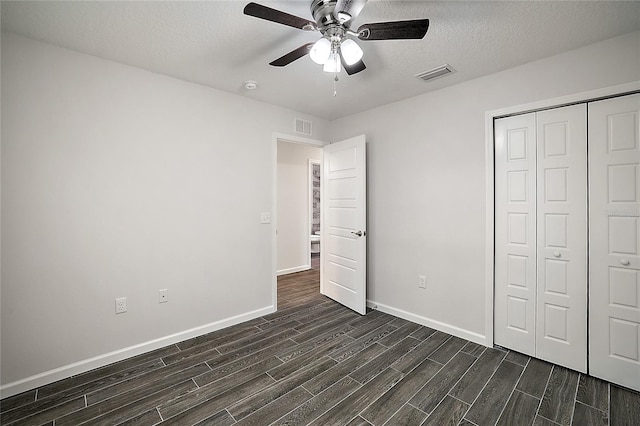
115,297,127,314
159,289,168,303
418,275,427,289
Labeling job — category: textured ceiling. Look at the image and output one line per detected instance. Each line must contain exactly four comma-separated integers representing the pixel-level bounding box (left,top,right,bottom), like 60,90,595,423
2,1,640,120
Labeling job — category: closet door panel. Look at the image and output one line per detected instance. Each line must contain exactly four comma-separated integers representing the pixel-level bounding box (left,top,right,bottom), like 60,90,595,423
495,113,537,356
589,94,640,391
535,104,587,373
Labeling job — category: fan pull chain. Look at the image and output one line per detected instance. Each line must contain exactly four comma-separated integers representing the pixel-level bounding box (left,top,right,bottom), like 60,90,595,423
333,74,338,97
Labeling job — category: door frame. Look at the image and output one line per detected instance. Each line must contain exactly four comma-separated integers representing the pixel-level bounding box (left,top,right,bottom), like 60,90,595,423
484,81,640,347
272,132,327,311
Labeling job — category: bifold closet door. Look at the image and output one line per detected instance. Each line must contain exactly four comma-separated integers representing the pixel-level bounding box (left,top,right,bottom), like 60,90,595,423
495,113,537,356
535,105,587,373
495,105,587,372
589,94,640,392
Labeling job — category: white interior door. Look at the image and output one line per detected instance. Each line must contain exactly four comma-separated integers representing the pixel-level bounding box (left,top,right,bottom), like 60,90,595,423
494,113,537,356
589,94,640,391
535,104,587,373
321,135,367,315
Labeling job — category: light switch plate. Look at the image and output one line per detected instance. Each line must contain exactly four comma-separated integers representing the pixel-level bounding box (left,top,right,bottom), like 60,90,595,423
261,212,271,224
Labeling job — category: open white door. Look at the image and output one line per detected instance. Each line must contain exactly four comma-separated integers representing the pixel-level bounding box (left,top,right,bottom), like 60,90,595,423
321,135,367,315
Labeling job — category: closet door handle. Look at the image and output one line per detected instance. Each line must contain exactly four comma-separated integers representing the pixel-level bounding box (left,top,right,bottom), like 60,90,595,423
553,251,561,258
621,259,631,266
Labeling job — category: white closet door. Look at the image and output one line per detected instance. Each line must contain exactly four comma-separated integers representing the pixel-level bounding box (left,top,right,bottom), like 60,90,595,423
495,113,537,356
535,104,587,372
589,94,640,391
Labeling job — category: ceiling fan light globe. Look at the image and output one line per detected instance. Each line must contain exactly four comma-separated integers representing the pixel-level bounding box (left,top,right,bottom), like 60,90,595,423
323,52,342,73
340,39,363,65
310,38,331,64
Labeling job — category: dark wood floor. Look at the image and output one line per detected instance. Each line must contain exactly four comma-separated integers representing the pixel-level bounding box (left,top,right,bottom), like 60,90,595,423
1,268,639,426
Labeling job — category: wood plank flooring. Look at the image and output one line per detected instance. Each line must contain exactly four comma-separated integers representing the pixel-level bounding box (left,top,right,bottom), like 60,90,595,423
1,268,639,426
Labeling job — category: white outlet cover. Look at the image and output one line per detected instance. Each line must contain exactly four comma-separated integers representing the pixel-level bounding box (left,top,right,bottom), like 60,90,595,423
418,276,427,289
115,297,127,313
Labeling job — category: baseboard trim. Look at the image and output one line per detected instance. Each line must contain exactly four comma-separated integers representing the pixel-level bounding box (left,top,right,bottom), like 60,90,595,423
277,265,310,276
366,299,489,346
0,305,276,399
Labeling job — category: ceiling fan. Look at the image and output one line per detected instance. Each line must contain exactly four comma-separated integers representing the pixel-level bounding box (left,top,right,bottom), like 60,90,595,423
244,0,429,75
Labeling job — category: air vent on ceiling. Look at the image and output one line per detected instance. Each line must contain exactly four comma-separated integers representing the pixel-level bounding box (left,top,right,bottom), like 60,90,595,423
295,118,312,136
415,64,455,82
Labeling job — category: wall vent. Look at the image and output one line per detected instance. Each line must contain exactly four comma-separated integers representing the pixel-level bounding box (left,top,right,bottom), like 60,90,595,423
415,64,455,82
295,118,312,136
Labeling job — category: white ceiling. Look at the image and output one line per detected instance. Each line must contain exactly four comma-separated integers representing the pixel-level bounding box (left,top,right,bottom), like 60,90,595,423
2,1,639,120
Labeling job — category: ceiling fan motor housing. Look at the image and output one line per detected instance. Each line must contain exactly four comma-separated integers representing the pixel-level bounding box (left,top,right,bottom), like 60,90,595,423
311,0,345,31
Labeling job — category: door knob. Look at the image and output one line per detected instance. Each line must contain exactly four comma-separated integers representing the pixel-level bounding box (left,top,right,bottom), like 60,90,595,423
351,230,365,237
553,251,561,258
621,259,631,266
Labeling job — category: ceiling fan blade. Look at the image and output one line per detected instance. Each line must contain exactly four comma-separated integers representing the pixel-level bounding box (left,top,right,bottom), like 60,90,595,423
269,43,314,67
244,2,315,30
340,52,366,75
357,19,429,40
333,0,368,22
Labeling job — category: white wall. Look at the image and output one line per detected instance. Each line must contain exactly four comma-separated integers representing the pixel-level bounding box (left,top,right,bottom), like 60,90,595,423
2,28,639,396
330,31,640,343
0,33,330,394
276,141,322,275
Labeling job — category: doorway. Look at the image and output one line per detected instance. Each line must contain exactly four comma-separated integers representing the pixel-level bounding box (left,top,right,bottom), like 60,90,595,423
276,139,323,276
273,134,326,309
272,133,368,314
